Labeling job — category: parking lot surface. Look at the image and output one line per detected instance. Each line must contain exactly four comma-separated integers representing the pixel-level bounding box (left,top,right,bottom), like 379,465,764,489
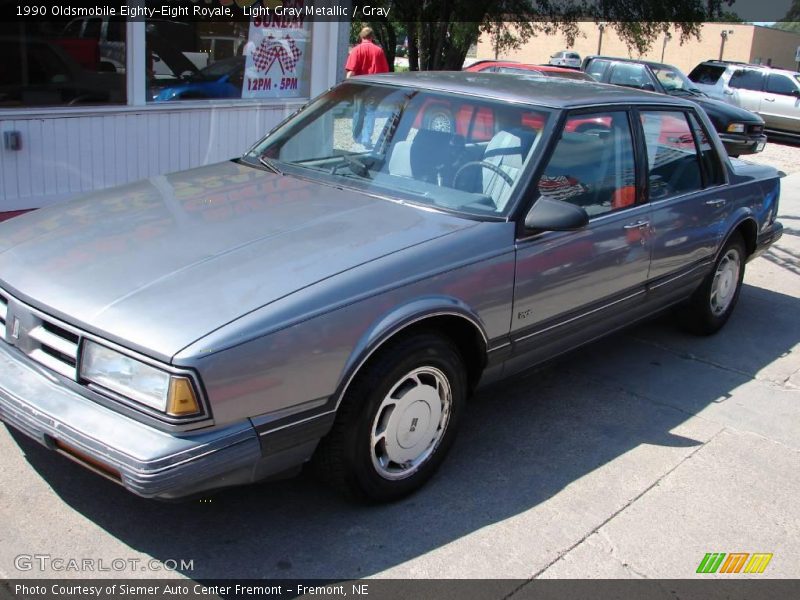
1,168,798,584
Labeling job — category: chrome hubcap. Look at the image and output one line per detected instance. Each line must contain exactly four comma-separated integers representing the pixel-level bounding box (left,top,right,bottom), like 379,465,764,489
710,249,741,316
370,366,452,480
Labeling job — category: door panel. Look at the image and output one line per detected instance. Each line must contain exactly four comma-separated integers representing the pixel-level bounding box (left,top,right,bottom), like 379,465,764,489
727,69,764,113
511,111,651,357
761,74,800,132
641,110,722,284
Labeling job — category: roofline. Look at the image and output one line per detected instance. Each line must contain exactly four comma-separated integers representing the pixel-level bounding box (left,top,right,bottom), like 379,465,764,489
348,74,696,110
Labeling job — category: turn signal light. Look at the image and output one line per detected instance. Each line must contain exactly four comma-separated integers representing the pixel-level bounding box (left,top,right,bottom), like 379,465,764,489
166,377,201,416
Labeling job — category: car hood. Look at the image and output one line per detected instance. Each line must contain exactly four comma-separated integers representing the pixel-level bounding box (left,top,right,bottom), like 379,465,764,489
0,161,475,361
689,94,764,124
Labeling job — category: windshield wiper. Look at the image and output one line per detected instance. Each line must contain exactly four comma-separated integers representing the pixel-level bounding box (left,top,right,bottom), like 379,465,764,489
257,155,284,175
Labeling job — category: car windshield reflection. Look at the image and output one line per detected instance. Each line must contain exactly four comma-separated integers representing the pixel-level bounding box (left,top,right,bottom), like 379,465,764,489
247,82,553,217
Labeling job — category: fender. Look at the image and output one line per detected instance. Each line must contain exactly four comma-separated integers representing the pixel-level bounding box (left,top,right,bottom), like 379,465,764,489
331,296,488,411
719,210,759,260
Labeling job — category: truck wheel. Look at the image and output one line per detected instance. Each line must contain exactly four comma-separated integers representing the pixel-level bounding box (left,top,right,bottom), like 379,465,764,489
314,332,466,502
681,232,746,335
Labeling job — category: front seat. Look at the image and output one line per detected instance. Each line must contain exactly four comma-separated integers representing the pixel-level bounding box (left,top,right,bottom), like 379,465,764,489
482,129,536,210
389,129,464,184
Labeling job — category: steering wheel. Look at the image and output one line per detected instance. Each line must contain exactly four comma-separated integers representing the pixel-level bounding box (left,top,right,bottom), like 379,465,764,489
453,160,515,191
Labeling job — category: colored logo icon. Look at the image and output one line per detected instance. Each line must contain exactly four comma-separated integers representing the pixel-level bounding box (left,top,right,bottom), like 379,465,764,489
696,552,773,574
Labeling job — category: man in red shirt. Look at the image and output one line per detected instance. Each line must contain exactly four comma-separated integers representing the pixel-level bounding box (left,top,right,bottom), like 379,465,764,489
346,28,390,147
345,27,389,78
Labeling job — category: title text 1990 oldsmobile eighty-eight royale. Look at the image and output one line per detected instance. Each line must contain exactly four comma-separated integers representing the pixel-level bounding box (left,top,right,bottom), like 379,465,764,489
0,72,783,502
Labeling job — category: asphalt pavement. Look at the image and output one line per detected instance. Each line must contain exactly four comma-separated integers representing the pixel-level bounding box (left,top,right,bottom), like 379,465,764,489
1,170,798,584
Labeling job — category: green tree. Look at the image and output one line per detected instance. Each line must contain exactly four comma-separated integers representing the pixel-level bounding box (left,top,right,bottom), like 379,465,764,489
351,0,738,71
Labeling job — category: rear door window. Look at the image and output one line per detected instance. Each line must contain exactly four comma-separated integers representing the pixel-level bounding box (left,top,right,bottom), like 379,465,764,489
729,69,764,91
640,111,703,200
688,113,724,187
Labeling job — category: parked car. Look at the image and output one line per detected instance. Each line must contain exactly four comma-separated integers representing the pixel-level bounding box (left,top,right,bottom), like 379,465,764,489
583,56,768,156
464,60,596,81
0,73,783,503
688,60,800,136
549,50,582,69
151,56,244,101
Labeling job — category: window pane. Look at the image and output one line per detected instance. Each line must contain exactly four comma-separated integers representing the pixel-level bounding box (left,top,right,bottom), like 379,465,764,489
148,18,311,102
538,112,637,217
586,59,610,80
609,64,649,88
0,22,126,108
765,74,798,96
253,83,552,216
688,113,724,187
641,111,703,199
688,64,725,85
729,70,764,91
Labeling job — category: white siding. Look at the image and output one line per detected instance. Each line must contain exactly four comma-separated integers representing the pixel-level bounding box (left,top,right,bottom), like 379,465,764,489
0,102,301,211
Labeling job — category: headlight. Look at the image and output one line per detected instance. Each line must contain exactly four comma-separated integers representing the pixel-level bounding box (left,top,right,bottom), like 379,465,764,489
80,340,201,417
726,123,746,133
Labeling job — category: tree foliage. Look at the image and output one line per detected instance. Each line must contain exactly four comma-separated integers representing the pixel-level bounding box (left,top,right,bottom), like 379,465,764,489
351,0,739,71
771,0,800,33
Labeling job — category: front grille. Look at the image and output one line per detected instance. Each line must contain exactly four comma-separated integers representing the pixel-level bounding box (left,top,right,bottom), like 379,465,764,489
27,320,80,379
0,288,81,380
748,124,764,135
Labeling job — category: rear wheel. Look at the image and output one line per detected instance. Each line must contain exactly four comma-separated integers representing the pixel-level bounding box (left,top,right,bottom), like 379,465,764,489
680,232,746,335
313,332,466,502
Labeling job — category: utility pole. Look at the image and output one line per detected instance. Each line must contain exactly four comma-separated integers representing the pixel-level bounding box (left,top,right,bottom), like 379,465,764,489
597,22,606,55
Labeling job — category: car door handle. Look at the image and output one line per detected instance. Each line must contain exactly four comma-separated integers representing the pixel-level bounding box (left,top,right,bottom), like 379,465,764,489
705,198,727,207
764,97,775,102
623,220,650,230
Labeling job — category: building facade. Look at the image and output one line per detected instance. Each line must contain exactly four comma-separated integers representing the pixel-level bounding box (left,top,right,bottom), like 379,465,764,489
478,22,800,75
0,15,349,212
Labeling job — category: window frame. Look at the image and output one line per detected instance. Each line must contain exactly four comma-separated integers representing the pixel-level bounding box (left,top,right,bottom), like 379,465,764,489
687,109,727,189
765,73,800,96
634,106,711,203
514,105,645,235
728,69,765,92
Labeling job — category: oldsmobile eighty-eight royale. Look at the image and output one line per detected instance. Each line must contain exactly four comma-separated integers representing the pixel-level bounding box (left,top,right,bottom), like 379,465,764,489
0,72,783,501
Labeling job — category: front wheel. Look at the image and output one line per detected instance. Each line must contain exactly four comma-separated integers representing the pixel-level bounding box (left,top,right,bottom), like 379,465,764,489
313,332,466,502
680,232,746,335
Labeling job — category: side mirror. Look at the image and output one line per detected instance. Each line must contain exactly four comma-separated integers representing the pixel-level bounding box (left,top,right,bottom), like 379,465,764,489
524,197,589,232
641,82,656,92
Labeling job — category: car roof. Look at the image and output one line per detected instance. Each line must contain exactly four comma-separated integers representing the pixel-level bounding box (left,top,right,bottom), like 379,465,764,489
585,55,680,71
355,71,695,109
697,60,799,76
466,61,584,74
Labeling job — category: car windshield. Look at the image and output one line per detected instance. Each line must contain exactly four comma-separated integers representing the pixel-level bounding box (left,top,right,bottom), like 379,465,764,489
246,82,553,217
651,65,703,95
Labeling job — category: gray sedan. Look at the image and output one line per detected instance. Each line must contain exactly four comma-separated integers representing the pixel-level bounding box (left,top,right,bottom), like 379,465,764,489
0,72,784,502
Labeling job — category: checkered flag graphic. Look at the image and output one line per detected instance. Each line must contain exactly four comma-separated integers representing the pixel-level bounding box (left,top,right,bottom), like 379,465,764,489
538,175,589,202
252,35,302,74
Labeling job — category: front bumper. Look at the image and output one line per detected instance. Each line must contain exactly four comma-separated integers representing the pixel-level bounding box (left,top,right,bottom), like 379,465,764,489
0,341,265,500
719,132,767,156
